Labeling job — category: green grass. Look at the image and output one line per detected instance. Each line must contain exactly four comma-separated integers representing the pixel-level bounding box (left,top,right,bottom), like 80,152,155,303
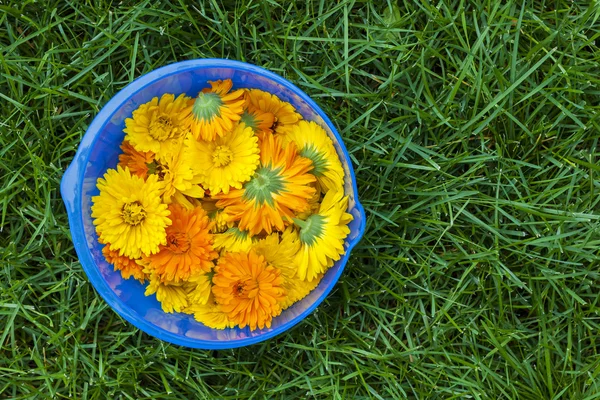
2,0,600,398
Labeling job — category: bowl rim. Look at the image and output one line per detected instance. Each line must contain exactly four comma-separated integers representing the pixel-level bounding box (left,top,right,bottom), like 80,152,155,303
60,58,366,349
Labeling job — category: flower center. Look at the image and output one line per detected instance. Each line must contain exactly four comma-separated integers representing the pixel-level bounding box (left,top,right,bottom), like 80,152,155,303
300,144,329,177
192,92,223,121
294,214,326,246
271,117,279,131
212,145,234,167
243,166,285,206
166,232,191,253
232,278,257,298
122,201,146,226
149,114,179,141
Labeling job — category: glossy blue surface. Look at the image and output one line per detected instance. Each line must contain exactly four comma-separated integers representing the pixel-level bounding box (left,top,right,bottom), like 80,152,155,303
60,59,366,349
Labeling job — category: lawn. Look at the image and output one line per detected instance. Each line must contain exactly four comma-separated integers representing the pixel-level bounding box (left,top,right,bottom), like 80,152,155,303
2,0,600,398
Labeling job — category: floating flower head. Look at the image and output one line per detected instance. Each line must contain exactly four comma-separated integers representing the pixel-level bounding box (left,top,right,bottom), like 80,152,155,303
213,227,253,253
91,166,171,259
145,271,189,313
118,141,155,180
184,79,245,141
245,89,301,135
239,107,275,135
124,93,190,160
284,121,344,192
212,251,286,330
186,293,236,330
291,189,353,282
190,122,260,195
215,133,316,235
144,204,217,283
101,243,146,283
252,230,319,309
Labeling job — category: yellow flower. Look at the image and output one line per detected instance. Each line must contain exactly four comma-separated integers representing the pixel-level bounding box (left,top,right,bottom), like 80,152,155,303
291,189,353,282
239,107,275,135
145,272,189,313
215,133,316,235
124,93,190,161
101,242,146,283
213,227,253,253
252,230,319,309
118,141,155,180
190,123,260,195
212,251,286,330
185,272,213,306
184,79,245,141
154,139,206,207
91,166,171,259
283,121,344,192
143,204,217,283
186,294,236,329
244,89,301,135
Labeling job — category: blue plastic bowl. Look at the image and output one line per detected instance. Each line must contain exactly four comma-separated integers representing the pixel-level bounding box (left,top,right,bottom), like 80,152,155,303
60,59,366,349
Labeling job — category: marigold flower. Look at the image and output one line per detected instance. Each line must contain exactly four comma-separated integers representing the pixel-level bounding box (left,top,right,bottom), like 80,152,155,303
124,93,190,161
91,166,171,259
190,122,260,195
215,133,316,235
291,189,353,281
212,251,286,330
144,204,217,283
184,79,245,141
244,89,301,135
284,121,344,192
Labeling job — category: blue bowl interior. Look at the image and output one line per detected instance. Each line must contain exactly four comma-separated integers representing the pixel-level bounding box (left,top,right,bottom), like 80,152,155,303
61,60,366,349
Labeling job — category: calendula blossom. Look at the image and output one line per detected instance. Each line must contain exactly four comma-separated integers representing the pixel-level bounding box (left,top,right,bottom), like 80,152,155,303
91,166,171,259
212,251,286,330
124,93,190,161
244,89,301,135
291,189,353,282
190,122,260,195
215,133,316,235
144,204,217,283
284,121,344,192
184,79,245,141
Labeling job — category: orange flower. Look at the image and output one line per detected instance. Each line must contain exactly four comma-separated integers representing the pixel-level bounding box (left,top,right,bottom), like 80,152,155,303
215,133,316,235
101,243,146,283
239,107,275,135
184,79,245,141
212,251,285,330
144,204,217,283
118,141,155,179
244,89,301,135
